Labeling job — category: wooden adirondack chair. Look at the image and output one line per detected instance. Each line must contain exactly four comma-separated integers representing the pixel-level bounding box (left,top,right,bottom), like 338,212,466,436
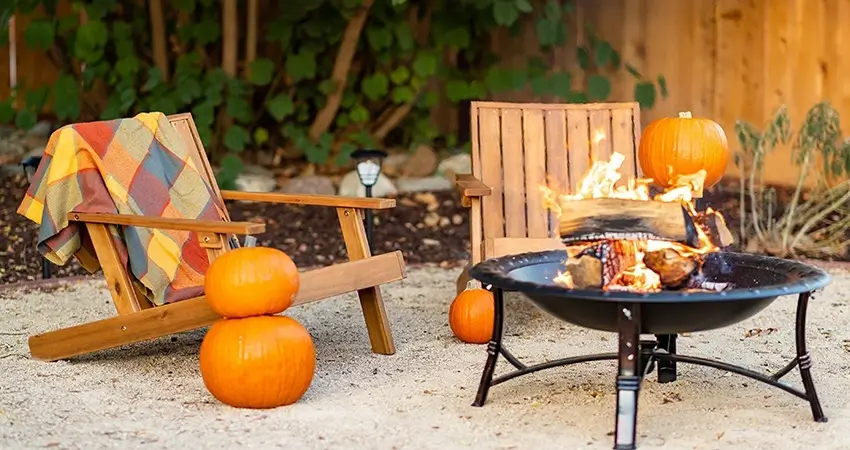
27,113,406,361
454,101,643,292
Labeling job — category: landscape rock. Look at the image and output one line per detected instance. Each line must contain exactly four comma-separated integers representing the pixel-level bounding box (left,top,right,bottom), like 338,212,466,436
234,173,277,192
381,153,410,177
401,145,438,177
337,170,398,198
422,238,441,246
395,176,453,193
26,120,53,138
437,153,472,179
278,175,336,195
241,164,275,177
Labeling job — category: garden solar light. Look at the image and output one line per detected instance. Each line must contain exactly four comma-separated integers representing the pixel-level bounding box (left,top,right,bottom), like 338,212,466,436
350,148,387,254
351,148,387,188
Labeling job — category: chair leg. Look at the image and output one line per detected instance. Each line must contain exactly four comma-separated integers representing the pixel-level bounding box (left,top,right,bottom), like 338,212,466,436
336,207,397,355
456,264,472,294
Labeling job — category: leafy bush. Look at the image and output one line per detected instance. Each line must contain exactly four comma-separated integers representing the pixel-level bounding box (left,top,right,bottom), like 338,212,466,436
1,0,666,187
735,101,850,257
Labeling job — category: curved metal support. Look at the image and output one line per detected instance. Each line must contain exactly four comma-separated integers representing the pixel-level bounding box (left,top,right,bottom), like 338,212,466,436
656,353,808,400
493,353,618,386
770,357,798,381
499,346,527,370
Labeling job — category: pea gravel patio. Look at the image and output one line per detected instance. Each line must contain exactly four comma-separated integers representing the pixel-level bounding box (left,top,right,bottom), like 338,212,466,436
1,265,849,450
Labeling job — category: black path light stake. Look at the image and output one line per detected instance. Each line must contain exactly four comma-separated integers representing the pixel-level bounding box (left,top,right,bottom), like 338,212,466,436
350,148,387,254
21,155,53,279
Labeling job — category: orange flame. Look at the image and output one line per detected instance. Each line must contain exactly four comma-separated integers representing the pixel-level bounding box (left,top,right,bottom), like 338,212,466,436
543,151,721,293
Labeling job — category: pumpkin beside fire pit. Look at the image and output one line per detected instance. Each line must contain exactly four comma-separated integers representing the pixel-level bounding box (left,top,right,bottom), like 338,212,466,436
449,280,494,344
199,243,316,409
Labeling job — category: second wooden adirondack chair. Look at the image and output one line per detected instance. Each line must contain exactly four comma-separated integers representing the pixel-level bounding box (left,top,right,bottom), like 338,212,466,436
454,101,643,292
21,112,406,361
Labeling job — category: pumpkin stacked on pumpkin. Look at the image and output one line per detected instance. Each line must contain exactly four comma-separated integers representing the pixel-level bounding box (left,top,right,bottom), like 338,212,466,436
199,243,316,409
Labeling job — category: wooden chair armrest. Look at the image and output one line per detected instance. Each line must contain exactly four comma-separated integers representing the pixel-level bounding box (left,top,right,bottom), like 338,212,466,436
67,212,265,235
220,190,396,210
455,174,492,197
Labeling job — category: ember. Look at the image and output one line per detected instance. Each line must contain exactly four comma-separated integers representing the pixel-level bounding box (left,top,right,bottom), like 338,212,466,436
542,150,734,293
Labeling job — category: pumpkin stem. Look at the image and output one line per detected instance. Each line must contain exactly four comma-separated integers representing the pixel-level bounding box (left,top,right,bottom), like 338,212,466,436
678,111,693,119
465,278,482,290
243,235,258,247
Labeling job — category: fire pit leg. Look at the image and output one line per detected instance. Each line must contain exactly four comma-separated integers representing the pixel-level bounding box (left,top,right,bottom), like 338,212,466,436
795,291,827,423
655,334,677,383
614,303,642,450
473,287,505,407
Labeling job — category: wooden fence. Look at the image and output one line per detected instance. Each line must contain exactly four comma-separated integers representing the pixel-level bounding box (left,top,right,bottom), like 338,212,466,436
3,0,850,187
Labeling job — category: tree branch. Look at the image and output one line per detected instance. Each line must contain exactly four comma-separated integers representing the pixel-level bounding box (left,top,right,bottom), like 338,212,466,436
373,99,418,142
307,0,375,142
243,0,259,78
148,0,169,81
221,0,239,77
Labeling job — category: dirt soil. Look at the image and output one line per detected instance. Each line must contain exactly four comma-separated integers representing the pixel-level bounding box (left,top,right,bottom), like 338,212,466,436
0,172,469,285
1,267,849,449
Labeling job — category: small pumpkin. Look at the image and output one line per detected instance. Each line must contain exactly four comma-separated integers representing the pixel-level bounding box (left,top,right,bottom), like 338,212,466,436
638,111,730,189
199,315,316,409
449,280,495,344
204,246,300,318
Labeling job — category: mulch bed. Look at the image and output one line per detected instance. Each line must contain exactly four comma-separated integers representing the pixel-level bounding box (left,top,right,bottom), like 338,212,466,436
0,172,470,285
1,170,845,286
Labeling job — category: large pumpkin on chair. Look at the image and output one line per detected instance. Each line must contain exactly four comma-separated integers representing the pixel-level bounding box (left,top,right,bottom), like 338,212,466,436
199,315,316,409
204,246,300,318
638,111,730,189
449,280,495,344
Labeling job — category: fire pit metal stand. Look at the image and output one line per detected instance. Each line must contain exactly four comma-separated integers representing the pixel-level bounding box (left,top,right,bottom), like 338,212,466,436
471,283,827,450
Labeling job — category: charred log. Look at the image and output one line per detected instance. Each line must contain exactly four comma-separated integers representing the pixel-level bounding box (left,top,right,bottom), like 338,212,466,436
643,248,699,287
694,209,735,248
558,198,701,249
564,241,638,289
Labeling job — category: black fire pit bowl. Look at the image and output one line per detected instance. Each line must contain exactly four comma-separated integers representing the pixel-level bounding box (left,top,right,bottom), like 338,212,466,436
469,250,831,334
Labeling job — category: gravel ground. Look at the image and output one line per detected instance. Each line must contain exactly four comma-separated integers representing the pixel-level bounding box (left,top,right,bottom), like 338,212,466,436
1,266,849,450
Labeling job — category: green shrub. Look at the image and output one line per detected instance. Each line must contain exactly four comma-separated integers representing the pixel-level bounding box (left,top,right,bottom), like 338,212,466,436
1,0,666,187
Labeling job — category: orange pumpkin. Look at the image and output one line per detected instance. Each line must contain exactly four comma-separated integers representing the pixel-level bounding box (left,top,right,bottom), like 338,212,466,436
449,280,495,344
204,246,300,318
199,315,316,408
638,111,730,189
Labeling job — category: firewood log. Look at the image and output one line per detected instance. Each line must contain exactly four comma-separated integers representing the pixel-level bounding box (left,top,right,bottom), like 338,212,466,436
695,209,735,248
643,248,699,287
565,241,638,289
558,198,701,249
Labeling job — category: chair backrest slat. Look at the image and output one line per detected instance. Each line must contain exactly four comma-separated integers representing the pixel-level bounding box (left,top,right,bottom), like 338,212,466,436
477,107,505,242
500,108,526,237
521,109,548,238
166,113,235,257
470,101,642,261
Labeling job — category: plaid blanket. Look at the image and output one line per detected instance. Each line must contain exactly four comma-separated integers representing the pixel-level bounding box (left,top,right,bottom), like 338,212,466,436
17,112,228,306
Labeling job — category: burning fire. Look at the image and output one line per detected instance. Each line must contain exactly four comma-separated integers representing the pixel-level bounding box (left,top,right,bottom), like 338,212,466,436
542,141,727,293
